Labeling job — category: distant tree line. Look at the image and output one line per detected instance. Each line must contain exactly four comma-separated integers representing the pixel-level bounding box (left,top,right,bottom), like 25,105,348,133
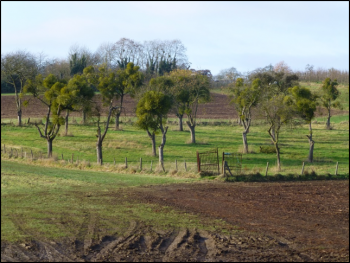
213,62,349,87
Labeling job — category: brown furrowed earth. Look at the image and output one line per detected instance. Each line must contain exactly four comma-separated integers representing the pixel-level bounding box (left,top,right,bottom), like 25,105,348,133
1,180,349,262
1,93,347,120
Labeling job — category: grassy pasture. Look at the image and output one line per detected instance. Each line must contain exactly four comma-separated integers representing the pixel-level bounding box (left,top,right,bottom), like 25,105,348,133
1,118,349,176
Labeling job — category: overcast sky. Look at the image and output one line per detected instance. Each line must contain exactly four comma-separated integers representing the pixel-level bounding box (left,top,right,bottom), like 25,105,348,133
1,1,349,75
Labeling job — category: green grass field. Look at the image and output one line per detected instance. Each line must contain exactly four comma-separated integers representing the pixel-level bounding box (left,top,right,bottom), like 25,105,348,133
1,118,349,176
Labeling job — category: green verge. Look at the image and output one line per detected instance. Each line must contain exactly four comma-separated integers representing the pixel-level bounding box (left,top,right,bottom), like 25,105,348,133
1,160,234,243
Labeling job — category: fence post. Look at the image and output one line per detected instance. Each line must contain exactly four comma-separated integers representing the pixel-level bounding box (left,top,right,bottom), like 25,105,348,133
335,162,339,176
125,157,128,168
21,147,23,158
216,148,219,174
184,160,187,172
196,151,200,172
150,160,153,171
140,157,142,170
301,162,305,177
31,149,33,161
265,162,269,176
175,159,177,171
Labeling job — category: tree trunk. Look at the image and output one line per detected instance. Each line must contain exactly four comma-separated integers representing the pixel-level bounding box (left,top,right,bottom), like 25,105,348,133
47,139,53,158
115,95,124,130
159,145,164,167
151,134,156,156
18,109,22,127
158,126,168,168
271,128,276,141
96,140,102,165
326,110,331,129
65,110,69,136
82,110,87,124
275,143,281,172
307,122,315,163
242,131,248,154
178,115,183,131
115,112,121,130
186,122,196,144
147,131,156,156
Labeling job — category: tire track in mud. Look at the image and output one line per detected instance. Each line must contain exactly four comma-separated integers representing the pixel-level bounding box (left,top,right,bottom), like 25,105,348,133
88,220,137,261
6,216,76,262
73,212,98,259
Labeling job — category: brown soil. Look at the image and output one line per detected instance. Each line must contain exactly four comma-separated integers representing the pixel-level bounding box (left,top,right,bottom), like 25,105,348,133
1,180,349,262
1,93,347,120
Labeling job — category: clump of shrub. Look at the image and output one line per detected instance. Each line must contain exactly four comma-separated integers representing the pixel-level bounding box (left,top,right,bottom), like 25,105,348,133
259,146,276,154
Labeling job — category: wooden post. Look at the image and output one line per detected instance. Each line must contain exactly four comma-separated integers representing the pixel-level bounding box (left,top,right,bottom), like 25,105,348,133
216,148,219,175
125,157,128,168
301,162,305,176
335,162,339,176
175,159,178,170
31,149,33,160
140,157,142,170
265,162,269,176
196,151,200,172
222,152,224,173
114,158,116,165
21,147,23,158
185,160,187,172
150,160,153,171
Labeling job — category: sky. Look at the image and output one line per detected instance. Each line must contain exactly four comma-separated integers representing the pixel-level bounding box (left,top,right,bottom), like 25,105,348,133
1,1,349,76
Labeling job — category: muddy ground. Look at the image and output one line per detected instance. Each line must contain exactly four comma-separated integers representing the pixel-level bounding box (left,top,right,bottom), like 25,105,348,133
1,93,347,121
1,180,349,262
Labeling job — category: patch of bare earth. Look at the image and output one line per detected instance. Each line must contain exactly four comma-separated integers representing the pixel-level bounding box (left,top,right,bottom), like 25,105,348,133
1,180,349,262
2,93,347,120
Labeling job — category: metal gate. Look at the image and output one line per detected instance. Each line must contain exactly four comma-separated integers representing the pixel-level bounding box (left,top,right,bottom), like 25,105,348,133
196,148,219,174
222,152,242,176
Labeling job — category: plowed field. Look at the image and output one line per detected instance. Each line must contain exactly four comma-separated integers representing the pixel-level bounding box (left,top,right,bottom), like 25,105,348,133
1,180,349,262
1,93,347,120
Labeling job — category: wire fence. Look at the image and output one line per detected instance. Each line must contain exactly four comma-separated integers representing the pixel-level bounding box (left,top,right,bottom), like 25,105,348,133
1,144,348,177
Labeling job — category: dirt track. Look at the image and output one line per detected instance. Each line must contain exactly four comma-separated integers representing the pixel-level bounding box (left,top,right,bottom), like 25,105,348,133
1,180,349,262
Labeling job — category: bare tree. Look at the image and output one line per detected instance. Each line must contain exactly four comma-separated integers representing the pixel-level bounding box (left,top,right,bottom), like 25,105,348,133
1,51,38,126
